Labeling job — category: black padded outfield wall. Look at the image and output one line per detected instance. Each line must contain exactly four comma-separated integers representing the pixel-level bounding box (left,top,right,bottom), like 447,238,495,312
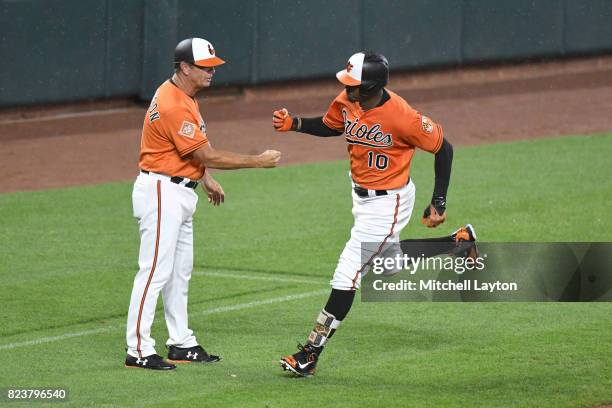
1,0,611,107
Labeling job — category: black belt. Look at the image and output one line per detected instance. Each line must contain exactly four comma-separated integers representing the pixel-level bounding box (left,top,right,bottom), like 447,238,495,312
353,178,410,198
141,170,199,189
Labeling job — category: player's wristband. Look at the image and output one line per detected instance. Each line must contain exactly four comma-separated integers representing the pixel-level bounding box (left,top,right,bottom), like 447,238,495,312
291,117,302,131
431,196,447,214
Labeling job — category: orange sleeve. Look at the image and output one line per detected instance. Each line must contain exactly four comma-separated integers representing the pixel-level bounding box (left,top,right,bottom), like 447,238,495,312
322,92,346,131
397,107,444,153
161,107,209,157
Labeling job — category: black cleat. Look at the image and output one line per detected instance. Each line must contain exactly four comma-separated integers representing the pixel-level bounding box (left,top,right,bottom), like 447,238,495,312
452,224,479,265
125,354,176,370
280,343,321,377
167,345,221,363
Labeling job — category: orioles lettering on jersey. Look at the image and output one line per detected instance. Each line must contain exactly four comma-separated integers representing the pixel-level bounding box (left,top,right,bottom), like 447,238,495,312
342,109,392,148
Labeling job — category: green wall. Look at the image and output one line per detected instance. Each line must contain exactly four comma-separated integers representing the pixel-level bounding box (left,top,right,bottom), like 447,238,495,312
1,0,611,107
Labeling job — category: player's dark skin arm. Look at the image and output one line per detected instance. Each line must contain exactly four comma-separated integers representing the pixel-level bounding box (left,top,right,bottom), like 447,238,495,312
291,116,342,137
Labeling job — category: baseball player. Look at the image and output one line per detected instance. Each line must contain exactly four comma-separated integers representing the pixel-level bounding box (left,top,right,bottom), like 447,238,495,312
273,51,476,377
125,37,281,370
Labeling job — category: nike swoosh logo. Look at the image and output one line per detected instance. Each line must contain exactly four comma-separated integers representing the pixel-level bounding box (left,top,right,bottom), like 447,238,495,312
297,361,312,370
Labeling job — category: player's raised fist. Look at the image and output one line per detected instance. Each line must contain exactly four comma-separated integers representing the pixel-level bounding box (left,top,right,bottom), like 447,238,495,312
273,108,293,131
258,149,282,168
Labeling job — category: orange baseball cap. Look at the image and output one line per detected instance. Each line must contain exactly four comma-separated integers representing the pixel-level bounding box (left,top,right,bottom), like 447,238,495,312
174,38,225,67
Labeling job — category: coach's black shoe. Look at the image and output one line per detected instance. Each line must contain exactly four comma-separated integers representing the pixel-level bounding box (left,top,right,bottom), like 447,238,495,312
452,224,479,264
167,345,221,363
125,354,176,370
280,343,321,377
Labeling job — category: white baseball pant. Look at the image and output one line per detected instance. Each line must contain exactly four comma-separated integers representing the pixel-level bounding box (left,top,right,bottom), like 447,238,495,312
331,180,415,290
126,172,200,358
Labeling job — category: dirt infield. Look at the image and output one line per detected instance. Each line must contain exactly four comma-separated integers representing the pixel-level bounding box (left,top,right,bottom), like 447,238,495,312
1,56,612,193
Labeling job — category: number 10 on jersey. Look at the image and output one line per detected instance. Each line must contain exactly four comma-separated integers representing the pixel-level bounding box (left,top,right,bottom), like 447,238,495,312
367,151,389,170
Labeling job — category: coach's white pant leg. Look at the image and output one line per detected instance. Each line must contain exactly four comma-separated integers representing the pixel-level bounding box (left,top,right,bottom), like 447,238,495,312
331,182,415,290
164,213,199,348
126,179,181,358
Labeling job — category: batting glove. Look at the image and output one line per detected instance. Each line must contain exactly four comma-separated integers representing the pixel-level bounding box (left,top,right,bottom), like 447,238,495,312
273,108,294,132
422,196,447,228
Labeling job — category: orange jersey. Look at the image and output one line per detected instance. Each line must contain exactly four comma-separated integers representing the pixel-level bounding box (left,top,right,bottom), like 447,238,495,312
323,89,443,190
138,80,209,180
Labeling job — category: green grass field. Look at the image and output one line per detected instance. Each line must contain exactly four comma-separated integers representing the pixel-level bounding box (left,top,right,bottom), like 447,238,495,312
1,134,611,407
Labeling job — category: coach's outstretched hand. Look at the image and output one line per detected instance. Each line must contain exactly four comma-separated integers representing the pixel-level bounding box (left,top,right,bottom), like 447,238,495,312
273,108,294,131
258,149,282,168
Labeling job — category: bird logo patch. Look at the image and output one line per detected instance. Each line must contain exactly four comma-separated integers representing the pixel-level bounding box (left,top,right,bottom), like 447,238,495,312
421,115,434,134
178,121,196,138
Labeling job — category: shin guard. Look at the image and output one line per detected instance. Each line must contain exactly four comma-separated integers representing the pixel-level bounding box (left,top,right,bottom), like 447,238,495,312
307,310,341,348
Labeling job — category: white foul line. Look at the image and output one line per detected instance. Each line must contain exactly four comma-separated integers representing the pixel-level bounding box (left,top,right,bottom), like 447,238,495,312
192,289,328,317
0,289,328,351
0,327,116,351
193,270,323,285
